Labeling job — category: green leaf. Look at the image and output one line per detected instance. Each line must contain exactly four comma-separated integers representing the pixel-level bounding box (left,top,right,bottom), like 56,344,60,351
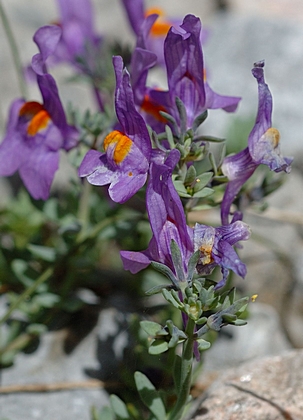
197,339,211,351
27,244,56,262
193,187,214,198
140,321,162,336
165,124,175,150
110,395,130,420
92,406,114,420
195,172,213,190
196,135,225,143
187,251,200,282
145,284,174,296
184,165,196,186
26,323,47,335
233,319,247,326
196,316,207,325
221,313,237,323
151,261,179,288
175,97,187,135
134,372,166,420
170,240,185,282
11,259,33,288
173,180,189,196
192,110,208,132
33,293,60,308
149,339,169,355
209,152,218,175
162,289,183,309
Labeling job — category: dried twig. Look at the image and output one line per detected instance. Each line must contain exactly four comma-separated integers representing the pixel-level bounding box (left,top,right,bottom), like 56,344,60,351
0,379,120,394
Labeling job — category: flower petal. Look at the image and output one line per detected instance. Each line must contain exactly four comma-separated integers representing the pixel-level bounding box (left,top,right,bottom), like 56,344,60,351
19,146,59,200
248,61,292,172
221,148,256,225
113,56,151,159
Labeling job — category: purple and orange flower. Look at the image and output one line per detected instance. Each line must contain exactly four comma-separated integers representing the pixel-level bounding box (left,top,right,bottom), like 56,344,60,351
78,56,152,203
221,61,293,225
121,147,250,289
0,26,78,200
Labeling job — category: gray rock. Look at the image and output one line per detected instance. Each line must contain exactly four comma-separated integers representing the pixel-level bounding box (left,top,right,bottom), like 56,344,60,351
191,349,303,420
0,315,109,420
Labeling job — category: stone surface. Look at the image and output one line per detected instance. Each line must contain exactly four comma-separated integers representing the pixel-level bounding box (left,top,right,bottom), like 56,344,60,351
0,312,109,420
192,349,303,420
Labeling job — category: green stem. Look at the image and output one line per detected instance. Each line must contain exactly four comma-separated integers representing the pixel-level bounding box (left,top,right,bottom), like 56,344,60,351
167,318,195,420
77,179,92,226
0,0,27,99
0,267,53,326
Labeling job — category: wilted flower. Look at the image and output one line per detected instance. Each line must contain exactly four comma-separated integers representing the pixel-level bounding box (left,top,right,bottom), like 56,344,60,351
221,61,293,225
194,221,251,289
0,26,78,200
78,56,152,203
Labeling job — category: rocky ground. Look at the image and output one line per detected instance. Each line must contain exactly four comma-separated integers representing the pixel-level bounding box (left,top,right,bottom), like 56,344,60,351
1,0,303,419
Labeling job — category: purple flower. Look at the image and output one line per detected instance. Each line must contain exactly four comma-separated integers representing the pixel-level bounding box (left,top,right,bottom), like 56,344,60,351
221,61,293,225
120,0,145,36
0,26,78,200
194,221,251,289
30,1,105,110
121,149,193,277
142,15,241,132
78,56,152,203
121,1,181,65
130,15,168,132
52,0,102,71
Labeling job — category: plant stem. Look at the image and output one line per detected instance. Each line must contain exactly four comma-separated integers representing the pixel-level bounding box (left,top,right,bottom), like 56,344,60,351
77,179,92,227
0,267,53,326
167,318,195,420
0,0,27,99
92,86,105,113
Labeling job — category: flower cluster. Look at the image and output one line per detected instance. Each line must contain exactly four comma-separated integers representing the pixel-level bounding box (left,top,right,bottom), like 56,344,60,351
0,0,291,288
0,1,294,418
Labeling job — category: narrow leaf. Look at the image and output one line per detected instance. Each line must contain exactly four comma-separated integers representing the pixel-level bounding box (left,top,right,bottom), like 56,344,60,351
197,339,211,351
27,244,56,262
187,251,200,282
170,240,185,281
110,395,130,420
149,339,169,355
140,321,162,336
145,284,175,296
134,372,166,420
162,289,183,309
151,261,179,288
193,187,214,198
192,110,208,132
